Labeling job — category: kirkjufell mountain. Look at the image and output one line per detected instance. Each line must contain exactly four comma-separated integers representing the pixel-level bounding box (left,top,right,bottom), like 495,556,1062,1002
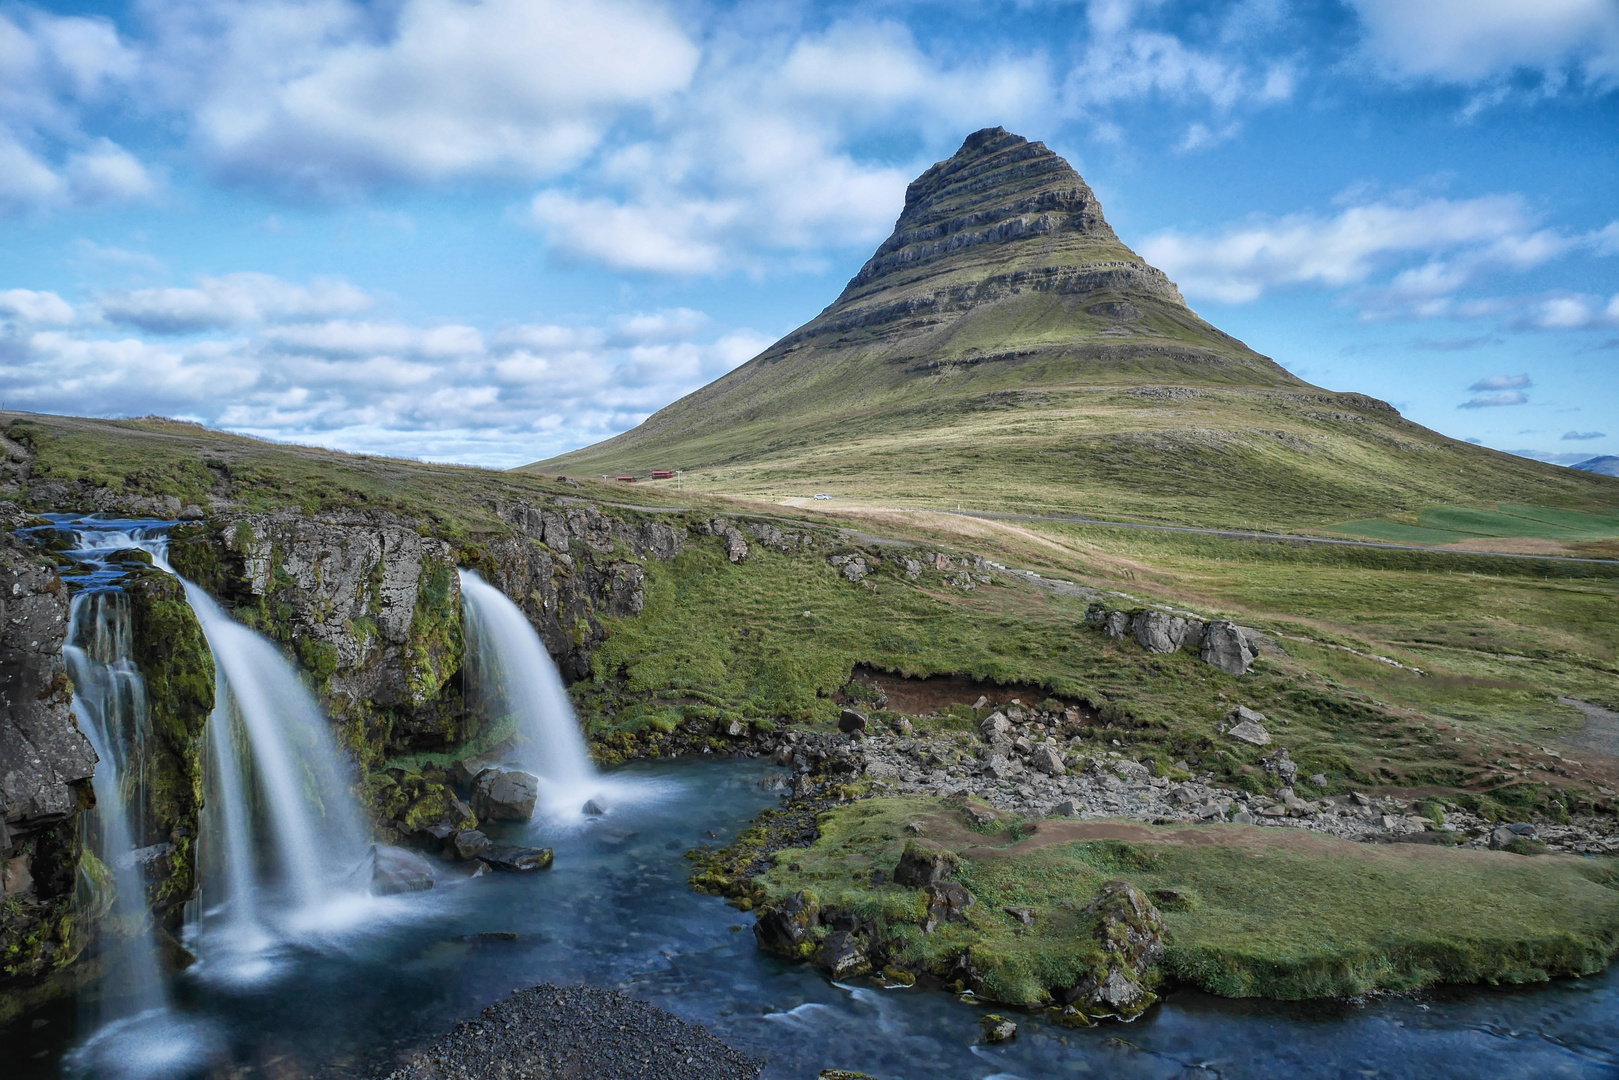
530,129,1615,528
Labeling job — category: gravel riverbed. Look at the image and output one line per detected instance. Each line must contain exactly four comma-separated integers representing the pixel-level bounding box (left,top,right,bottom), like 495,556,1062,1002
377,984,763,1080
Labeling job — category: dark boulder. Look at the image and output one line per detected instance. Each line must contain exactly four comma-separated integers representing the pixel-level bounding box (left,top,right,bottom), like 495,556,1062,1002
479,845,554,872
893,839,958,887
754,890,821,959
471,768,539,822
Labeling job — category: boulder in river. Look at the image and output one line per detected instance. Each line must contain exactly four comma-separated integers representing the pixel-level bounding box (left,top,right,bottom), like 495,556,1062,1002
816,930,871,980
471,768,539,822
451,829,492,860
754,890,820,958
980,1015,1018,1043
478,845,554,872
371,844,436,895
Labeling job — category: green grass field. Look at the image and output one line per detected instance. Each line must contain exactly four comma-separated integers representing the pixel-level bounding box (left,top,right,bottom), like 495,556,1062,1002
1332,505,1619,546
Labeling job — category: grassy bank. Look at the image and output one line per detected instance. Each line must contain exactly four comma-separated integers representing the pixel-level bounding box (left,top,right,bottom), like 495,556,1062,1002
742,796,1619,1004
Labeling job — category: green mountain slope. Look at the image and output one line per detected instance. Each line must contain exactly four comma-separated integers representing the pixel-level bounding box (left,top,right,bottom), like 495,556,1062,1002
528,128,1619,530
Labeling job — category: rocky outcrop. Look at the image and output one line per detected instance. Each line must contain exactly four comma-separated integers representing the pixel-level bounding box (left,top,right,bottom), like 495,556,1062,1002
120,556,214,920
0,542,95,1018
1087,602,1273,676
1060,880,1164,1021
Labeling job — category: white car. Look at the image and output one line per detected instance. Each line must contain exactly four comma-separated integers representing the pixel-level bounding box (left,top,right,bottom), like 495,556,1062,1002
812,493,832,500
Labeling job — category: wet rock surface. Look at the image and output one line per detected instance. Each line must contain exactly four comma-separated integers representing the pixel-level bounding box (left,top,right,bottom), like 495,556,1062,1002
471,768,540,822
378,982,763,1080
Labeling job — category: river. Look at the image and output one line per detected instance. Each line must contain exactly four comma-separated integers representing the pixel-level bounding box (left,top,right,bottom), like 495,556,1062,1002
7,758,1618,1079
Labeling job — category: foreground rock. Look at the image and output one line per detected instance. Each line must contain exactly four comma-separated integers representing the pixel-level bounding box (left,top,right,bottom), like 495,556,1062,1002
379,982,762,1080
370,845,436,895
471,767,539,822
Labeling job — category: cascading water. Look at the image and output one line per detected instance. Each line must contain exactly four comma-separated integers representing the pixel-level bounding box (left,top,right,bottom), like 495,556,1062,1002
36,515,384,1074
63,590,167,1029
183,582,369,959
42,518,224,1078
458,569,612,816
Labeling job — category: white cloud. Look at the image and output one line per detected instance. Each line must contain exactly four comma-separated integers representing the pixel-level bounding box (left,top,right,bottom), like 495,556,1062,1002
0,288,75,325
1459,390,1528,409
1564,430,1607,440
0,8,154,212
1469,374,1530,391
146,0,699,195
1140,192,1558,304
1516,292,1619,330
1141,193,1619,320
1349,0,1619,88
98,272,374,332
0,287,773,467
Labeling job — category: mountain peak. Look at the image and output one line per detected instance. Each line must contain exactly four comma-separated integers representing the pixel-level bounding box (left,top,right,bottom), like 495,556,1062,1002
822,128,1183,335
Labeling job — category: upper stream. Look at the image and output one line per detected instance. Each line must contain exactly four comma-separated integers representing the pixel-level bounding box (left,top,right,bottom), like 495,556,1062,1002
7,757,1618,1079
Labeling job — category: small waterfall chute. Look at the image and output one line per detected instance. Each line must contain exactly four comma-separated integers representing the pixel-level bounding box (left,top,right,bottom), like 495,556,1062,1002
458,569,657,819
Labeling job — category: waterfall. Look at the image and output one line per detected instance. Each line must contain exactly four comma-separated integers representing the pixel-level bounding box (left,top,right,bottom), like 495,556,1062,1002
39,515,375,988
457,569,604,814
45,519,225,1078
63,590,168,1029
183,582,368,950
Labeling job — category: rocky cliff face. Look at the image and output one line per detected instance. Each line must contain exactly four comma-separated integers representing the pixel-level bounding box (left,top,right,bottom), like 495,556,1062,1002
0,537,96,1015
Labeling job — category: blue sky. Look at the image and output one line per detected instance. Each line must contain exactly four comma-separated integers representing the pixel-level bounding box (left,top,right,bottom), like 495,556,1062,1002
0,0,1615,469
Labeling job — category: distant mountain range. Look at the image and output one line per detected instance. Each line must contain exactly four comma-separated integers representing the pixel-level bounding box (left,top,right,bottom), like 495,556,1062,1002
530,129,1619,529
1573,456,1619,477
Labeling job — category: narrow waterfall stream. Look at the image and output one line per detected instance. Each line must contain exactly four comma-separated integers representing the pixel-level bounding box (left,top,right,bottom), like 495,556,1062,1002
62,591,168,1031
458,569,623,818
181,583,370,968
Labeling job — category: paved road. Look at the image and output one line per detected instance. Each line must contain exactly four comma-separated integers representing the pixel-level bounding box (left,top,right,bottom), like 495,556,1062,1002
943,509,1619,566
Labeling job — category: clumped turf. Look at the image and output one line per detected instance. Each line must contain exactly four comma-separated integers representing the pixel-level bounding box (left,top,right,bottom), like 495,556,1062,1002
750,797,1619,1004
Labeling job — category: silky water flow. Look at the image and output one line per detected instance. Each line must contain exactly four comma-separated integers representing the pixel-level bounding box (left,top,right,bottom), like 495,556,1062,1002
40,516,377,1076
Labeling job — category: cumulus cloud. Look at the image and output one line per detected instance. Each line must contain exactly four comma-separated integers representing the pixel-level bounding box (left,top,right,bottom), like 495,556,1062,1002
1459,390,1528,409
1143,192,1619,323
97,273,374,333
1564,430,1607,440
0,288,75,325
1140,192,1565,304
1348,0,1619,88
1469,373,1531,391
143,0,699,196
0,294,773,466
0,8,154,212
